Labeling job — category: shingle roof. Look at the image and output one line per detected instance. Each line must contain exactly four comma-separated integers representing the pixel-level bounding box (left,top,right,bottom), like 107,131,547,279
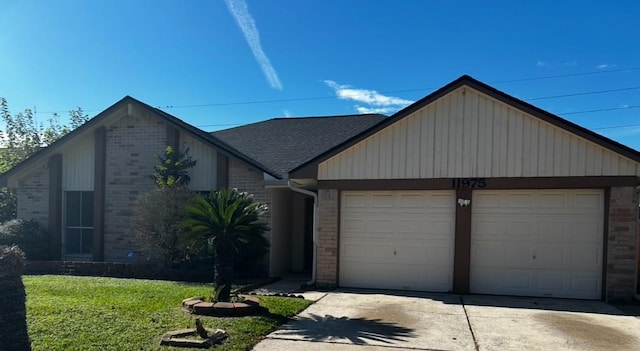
212,114,387,178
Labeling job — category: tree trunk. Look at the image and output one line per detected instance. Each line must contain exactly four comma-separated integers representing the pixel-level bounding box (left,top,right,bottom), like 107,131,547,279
213,241,234,302
0,275,31,351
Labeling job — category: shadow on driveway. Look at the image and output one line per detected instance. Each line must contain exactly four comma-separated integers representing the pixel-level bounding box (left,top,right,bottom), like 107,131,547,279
275,312,416,345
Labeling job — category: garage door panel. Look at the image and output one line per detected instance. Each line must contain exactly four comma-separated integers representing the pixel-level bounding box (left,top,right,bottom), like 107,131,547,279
571,221,601,242
472,243,505,266
371,194,394,207
426,193,455,208
396,194,423,208
570,245,602,266
539,193,567,208
342,193,368,208
341,262,450,291
471,189,603,300
340,190,455,292
573,192,602,209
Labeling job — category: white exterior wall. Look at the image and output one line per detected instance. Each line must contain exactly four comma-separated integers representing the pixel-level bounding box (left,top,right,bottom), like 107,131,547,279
61,136,95,191
180,132,217,191
319,87,640,180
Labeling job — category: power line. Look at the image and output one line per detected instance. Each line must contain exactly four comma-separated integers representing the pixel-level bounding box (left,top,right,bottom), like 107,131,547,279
528,86,640,101
22,67,640,132
36,66,640,113
490,67,640,84
560,105,640,116
155,68,640,110
592,122,640,131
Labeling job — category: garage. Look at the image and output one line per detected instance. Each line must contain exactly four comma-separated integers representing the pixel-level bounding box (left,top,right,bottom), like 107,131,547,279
339,190,455,292
470,189,604,299
296,76,639,302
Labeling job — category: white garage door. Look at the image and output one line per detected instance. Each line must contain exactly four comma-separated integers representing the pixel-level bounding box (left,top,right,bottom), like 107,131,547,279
470,189,604,299
339,190,455,292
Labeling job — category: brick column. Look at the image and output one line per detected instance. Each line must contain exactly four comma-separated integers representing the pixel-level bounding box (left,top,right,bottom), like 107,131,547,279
606,186,638,302
316,189,339,287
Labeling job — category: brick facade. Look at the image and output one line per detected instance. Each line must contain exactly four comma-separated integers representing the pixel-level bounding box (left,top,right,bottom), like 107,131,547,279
316,189,339,287
227,158,272,226
227,158,272,272
16,165,49,227
103,112,168,262
606,186,638,302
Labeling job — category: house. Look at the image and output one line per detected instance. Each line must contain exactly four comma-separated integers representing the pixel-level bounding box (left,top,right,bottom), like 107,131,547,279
1,75,638,302
0,96,384,276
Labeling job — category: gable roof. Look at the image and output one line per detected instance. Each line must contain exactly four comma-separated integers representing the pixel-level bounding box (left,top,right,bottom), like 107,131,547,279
212,114,387,178
0,96,275,186
290,75,640,179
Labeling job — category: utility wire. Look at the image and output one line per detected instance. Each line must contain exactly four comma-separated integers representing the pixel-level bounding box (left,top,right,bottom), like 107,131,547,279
561,105,640,115
26,67,640,131
490,67,640,84
528,86,640,101
592,122,640,131
33,67,640,113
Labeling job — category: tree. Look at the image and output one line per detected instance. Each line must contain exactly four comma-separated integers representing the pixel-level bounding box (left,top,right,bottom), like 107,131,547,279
0,245,31,351
0,98,88,223
153,146,197,188
182,188,269,301
131,186,198,266
0,97,88,159
131,145,199,266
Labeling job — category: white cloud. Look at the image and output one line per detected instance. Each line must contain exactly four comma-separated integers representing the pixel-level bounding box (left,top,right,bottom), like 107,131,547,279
597,63,617,69
324,80,412,115
536,61,548,67
355,106,399,114
282,109,292,117
225,0,282,90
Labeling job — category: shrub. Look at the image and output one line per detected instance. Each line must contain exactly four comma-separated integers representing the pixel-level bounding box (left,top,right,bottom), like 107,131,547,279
0,219,48,260
0,245,26,276
0,245,30,351
0,188,17,223
131,186,201,266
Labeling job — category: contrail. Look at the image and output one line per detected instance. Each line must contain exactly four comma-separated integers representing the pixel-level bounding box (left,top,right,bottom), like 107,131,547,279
225,0,283,90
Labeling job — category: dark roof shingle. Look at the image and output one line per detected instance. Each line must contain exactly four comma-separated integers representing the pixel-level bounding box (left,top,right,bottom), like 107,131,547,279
212,114,387,178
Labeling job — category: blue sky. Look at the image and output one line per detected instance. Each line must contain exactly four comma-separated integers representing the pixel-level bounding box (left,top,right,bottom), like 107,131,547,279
1,0,639,148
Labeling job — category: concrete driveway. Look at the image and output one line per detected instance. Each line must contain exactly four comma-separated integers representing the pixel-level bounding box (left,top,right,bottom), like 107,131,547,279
253,290,640,351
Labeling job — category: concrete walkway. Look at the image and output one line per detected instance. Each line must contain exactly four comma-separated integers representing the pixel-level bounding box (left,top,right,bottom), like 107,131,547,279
252,287,640,351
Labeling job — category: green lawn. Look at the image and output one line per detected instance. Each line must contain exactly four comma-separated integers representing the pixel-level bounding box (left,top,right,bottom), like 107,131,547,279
23,275,312,351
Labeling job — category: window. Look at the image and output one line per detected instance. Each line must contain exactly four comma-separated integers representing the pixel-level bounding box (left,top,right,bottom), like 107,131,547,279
64,191,93,255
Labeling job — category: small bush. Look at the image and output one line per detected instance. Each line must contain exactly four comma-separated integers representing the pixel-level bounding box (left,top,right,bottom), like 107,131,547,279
0,245,27,276
131,186,200,266
0,219,48,260
0,188,17,223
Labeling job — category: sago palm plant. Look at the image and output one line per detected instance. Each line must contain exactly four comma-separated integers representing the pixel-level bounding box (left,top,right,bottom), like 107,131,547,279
182,188,268,301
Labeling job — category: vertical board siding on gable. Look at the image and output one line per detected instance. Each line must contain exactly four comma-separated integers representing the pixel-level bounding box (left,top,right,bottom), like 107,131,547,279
62,136,95,191
318,87,640,180
179,132,217,191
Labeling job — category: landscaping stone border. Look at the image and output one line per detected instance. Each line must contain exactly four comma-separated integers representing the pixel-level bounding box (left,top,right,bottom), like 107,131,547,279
182,296,261,316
